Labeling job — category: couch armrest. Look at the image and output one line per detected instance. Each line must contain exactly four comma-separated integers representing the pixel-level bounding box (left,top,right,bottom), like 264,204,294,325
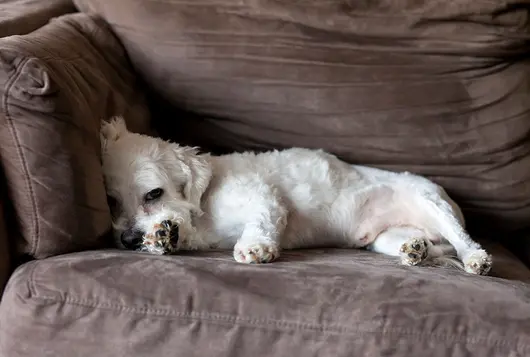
0,0,76,38
0,13,151,259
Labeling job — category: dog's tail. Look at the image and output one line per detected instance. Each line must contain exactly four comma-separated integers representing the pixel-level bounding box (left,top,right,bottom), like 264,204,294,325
423,255,464,270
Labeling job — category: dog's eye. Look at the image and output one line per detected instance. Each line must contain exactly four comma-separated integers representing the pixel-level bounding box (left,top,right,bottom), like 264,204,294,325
145,188,164,202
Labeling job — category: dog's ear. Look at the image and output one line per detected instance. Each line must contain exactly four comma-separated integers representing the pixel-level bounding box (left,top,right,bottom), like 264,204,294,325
171,145,212,214
100,116,128,151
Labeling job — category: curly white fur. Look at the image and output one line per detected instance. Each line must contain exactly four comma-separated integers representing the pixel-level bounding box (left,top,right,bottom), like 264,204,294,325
100,117,492,275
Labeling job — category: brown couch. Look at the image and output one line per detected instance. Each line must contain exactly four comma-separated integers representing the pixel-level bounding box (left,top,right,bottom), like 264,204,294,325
2,0,530,356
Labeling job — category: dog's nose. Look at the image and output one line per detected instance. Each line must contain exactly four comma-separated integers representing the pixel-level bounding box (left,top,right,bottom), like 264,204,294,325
120,229,144,250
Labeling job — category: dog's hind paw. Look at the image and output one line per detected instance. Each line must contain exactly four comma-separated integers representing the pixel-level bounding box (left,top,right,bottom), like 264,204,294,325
399,237,429,266
463,250,492,275
234,241,280,264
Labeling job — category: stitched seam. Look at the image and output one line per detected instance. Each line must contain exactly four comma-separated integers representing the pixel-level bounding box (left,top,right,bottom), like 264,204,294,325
28,261,38,298
28,294,529,351
2,57,40,256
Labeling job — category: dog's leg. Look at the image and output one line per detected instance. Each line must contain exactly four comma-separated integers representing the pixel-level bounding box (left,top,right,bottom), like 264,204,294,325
358,169,492,274
368,227,432,266
233,207,286,264
413,189,492,275
223,177,287,264
368,226,459,267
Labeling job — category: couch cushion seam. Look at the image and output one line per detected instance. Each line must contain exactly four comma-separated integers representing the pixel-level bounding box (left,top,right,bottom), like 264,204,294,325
2,56,40,256
27,294,528,351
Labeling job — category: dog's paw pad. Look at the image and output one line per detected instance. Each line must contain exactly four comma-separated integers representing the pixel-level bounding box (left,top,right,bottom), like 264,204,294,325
464,250,492,275
234,242,280,264
141,220,179,255
399,237,429,266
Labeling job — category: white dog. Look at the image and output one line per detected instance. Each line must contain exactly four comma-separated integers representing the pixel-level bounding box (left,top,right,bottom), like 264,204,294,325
100,117,492,275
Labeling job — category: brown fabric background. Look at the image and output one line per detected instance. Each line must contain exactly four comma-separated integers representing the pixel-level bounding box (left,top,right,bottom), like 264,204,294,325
0,196,10,296
0,0,76,38
74,0,530,237
1,249,529,357
506,233,530,268
0,13,151,259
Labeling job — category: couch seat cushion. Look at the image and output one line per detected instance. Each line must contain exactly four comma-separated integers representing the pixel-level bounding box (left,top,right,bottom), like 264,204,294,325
1,249,530,357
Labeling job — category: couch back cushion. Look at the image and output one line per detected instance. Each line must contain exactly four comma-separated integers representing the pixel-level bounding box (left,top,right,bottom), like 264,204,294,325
0,0,76,38
0,13,151,259
74,0,530,235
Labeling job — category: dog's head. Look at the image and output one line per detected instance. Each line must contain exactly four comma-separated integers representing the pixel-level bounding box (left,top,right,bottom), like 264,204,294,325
100,117,212,252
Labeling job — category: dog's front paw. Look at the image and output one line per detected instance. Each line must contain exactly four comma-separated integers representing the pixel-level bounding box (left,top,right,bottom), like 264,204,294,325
399,237,429,266
463,250,492,275
141,220,179,255
234,241,280,264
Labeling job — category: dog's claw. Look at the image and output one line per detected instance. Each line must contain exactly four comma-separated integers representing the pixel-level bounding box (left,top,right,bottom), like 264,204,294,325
233,241,280,264
169,225,179,239
161,220,173,230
